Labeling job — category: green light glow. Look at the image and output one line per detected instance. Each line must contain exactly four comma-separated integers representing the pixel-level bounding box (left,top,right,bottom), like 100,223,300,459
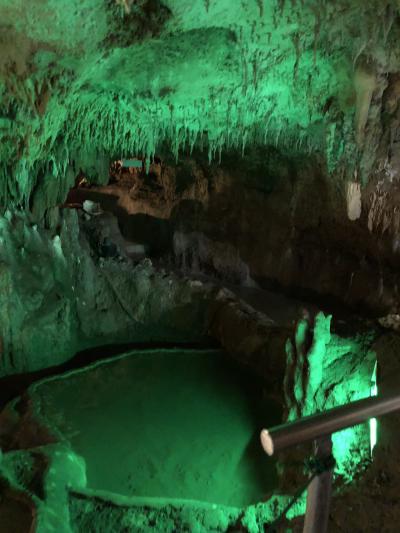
370,361,378,456
286,313,377,482
0,0,372,208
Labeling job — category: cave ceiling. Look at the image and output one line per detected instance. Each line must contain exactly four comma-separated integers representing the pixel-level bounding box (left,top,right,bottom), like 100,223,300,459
1,0,400,209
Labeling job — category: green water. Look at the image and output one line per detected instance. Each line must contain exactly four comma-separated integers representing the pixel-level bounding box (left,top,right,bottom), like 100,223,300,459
33,349,281,507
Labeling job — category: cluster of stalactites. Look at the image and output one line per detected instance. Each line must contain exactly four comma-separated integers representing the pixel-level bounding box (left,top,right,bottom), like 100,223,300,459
0,89,343,214
1,0,398,213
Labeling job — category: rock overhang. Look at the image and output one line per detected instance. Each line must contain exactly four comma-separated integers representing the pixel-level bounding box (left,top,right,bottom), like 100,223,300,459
1,0,399,209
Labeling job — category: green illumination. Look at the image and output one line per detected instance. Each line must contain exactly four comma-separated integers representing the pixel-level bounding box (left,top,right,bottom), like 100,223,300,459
370,361,378,456
0,0,368,208
286,313,377,483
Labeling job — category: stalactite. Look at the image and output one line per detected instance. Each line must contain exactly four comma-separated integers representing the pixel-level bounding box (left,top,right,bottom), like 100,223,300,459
275,125,282,147
353,41,367,70
382,3,395,45
1,1,367,209
241,130,248,157
291,32,301,81
257,0,264,18
312,7,321,67
354,64,377,147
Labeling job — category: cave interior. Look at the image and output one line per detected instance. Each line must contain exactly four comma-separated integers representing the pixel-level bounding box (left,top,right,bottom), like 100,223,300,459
1,1,400,532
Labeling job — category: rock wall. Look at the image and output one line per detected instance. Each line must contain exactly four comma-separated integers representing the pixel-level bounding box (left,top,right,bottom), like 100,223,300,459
81,147,400,317
283,312,376,482
0,209,212,376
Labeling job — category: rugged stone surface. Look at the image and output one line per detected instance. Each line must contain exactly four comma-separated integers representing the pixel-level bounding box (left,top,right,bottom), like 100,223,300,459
208,287,289,397
69,149,400,317
0,208,213,376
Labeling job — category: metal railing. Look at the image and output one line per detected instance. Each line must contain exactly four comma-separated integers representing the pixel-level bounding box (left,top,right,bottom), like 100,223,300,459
260,390,400,532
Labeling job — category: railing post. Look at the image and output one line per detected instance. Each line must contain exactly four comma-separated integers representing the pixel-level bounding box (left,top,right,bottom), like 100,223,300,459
303,434,333,533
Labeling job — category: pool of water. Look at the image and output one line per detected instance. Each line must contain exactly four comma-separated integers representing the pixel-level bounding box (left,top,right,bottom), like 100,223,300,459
32,349,281,507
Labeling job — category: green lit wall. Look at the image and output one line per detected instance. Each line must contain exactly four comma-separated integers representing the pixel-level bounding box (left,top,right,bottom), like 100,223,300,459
285,312,377,482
